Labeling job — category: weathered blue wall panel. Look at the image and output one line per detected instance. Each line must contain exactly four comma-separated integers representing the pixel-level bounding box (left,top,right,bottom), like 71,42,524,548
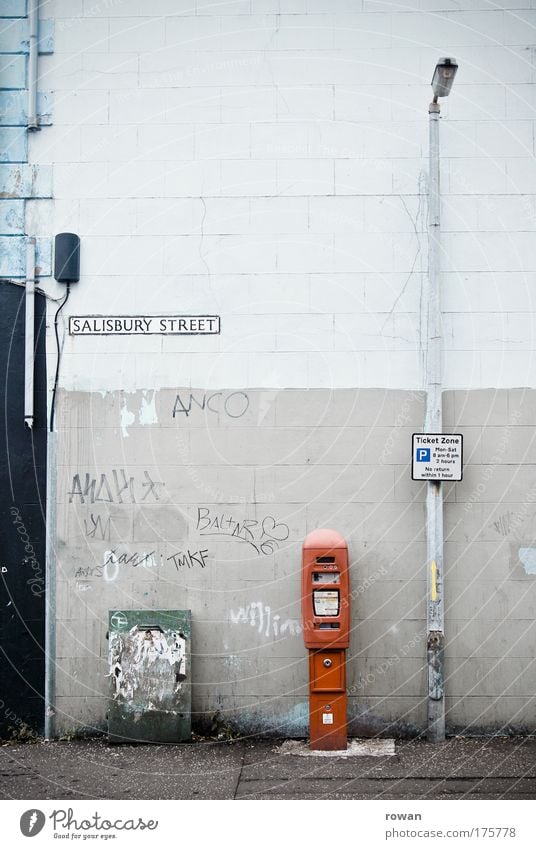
0,163,52,199
0,90,53,126
0,7,53,281
0,199,24,233
0,90,25,124
0,234,25,276
0,54,25,87
0,127,27,161
0,18,53,53
0,1,27,17
0,18,26,52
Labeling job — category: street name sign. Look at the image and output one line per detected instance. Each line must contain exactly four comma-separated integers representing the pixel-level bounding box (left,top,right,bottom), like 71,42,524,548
69,315,220,335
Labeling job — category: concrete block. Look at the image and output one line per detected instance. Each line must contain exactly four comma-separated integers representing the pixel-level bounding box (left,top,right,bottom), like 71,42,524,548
217,16,281,52
447,158,507,195
196,0,251,14
109,88,167,125
276,158,334,195
247,273,310,314
221,159,278,196
275,85,333,121
508,389,536,425
53,163,110,199
334,85,392,122
79,198,136,236
257,462,395,504
54,16,109,53
362,271,422,313
163,159,222,198
505,84,536,120
137,124,194,162
221,86,277,123
447,696,536,732
447,657,536,698
475,120,532,158
309,196,364,233
80,234,165,276
134,198,200,236
443,313,520,352
335,159,392,195
481,425,536,465
243,197,307,235
80,125,137,164
392,10,505,47
276,234,333,275
443,232,536,274
54,90,109,125
480,351,536,389
445,541,520,585
251,121,308,159
347,657,426,698
196,122,250,160
442,272,536,314
506,158,536,194
165,13,221,47
354,580,426,622
110,159,172,199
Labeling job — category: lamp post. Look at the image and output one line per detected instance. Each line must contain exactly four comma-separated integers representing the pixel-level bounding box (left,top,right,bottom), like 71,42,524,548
425,58,458,743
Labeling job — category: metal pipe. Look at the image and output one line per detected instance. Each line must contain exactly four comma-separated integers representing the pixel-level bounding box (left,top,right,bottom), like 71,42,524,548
24,237,36,428
27,0,40,131
425,100,445,743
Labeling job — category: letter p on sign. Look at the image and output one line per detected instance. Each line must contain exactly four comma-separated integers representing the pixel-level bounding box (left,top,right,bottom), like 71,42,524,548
417,448,431,462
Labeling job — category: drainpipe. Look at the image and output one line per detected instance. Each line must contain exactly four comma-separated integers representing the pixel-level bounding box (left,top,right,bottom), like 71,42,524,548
425,99,445,743
24,237,36,428
44,429,57,740
27,0,40,131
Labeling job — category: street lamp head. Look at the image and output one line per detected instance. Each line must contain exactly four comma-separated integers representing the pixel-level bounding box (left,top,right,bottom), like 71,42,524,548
431,57,458,100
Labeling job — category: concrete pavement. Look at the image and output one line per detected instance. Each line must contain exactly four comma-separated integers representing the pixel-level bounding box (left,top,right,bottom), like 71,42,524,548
1,736,535,800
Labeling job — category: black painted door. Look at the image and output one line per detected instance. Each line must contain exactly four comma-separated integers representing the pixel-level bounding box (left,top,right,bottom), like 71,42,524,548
0,283,47,737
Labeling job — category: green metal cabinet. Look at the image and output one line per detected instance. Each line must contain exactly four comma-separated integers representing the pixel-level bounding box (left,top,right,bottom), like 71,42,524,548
108,609,191,744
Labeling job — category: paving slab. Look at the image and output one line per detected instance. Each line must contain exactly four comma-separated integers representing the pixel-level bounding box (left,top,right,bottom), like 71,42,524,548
1,736,535,800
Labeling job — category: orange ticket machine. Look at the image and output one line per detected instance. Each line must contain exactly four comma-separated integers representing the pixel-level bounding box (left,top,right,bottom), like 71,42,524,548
302,529,350,751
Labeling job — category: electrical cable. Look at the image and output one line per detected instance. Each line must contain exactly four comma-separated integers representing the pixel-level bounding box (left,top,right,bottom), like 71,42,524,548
49,283,70,433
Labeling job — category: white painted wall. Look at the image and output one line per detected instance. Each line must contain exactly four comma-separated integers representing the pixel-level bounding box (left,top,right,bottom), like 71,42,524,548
32,0,536,392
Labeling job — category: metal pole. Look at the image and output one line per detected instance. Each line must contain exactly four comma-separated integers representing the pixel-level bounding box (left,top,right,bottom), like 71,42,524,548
24,237,36,428
27,0,40,131
425,100,445,742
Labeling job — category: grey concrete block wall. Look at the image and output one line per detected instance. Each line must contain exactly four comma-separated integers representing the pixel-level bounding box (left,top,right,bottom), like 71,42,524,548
53,388,536,736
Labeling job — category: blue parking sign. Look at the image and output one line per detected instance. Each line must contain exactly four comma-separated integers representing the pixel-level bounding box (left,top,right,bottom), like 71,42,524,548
416,448,431,462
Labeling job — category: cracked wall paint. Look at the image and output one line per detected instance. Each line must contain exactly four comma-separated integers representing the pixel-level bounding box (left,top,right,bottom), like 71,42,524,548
139,391,158,426
120,398,135,437
518,548,536,575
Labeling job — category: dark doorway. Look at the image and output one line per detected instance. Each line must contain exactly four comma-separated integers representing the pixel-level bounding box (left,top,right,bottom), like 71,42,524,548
0,282,47,737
